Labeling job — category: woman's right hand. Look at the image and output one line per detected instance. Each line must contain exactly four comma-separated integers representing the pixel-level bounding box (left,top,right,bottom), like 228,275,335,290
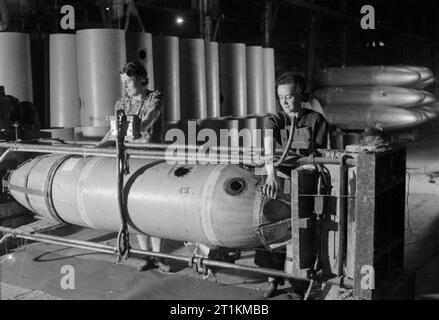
262,172,280,199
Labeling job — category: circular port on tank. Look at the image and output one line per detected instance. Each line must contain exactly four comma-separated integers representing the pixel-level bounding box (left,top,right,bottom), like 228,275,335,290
173,166,193,177
139,49,147,60
224,178,247,196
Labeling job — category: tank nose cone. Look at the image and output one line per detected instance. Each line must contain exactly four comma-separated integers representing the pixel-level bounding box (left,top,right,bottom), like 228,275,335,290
262,198,290,221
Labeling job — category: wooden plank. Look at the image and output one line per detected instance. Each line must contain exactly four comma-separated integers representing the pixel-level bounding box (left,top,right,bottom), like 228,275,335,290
354,152,376,300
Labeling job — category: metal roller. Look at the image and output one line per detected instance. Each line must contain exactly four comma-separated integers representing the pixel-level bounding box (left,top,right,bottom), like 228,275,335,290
126,32,155,90
315,66,422,88
153,36,180,122
263,48,276,114
179,38,207,120
205,42,221,118
324,105,421,131
76,29,126,131
7,155,290,249
219,43,247,118
315,86,426,108
0,32,33,102
246,46,264,116
49,34,80,128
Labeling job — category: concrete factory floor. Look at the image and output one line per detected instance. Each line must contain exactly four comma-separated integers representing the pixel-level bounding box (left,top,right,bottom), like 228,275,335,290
1,132,439,300
0,225,289,300
404,131,439,300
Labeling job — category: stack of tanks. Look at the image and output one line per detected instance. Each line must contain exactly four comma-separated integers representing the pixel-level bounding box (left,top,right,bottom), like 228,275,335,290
50,30,277,147
1,30,277,147
3,31,439,148
314,66,439,133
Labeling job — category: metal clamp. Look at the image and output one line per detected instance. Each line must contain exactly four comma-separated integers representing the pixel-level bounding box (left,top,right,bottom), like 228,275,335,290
190,256,208,275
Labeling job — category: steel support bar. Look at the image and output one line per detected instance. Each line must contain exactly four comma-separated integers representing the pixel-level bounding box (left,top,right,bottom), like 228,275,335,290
0,142,356,167
0,226,310,282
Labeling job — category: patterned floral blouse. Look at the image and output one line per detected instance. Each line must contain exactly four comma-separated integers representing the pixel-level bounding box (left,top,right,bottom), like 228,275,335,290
114,90,164,143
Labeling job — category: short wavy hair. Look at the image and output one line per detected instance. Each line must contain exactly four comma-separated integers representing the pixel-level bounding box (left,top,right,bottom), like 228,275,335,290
120,61,149,86
276,72,310,101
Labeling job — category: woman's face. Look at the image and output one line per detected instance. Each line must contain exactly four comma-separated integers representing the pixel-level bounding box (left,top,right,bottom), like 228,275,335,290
277,84,300,114
120,73,144,97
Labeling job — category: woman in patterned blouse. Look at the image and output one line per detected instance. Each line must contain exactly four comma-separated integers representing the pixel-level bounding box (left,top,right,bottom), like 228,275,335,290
98,61,171,273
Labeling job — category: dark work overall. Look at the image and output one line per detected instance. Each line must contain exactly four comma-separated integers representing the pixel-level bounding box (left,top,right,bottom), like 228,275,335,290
254,121,313,270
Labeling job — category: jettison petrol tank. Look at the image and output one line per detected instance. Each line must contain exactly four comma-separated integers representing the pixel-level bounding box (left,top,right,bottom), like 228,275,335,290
7,155,292,249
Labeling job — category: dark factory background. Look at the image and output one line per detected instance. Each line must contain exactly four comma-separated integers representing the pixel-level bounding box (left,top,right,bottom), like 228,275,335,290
2,0,439,302
2,0,439,128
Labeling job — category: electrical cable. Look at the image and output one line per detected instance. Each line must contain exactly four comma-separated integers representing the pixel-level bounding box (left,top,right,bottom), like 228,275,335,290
274,118,296,167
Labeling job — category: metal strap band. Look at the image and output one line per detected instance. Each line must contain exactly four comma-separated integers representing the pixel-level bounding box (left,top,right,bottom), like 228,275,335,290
5,182,45,197
43,155,75,224
21,155,51,212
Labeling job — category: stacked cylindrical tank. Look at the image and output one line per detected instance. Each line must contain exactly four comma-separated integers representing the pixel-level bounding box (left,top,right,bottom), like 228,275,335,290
0,32,33,103
314,65,438,133
46,30,277,146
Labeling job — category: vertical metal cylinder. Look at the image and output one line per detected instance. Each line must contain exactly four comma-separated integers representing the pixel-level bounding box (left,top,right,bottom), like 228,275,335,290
205,42,221,118
237,116,261,150
199,118,239,148
76,29,126,131
0,32,33,102
263,48,276,114
153,36,181,122
126,32,155,90
219,43,247,118
246,46,264,116
49,34,80,128
179,38,207,120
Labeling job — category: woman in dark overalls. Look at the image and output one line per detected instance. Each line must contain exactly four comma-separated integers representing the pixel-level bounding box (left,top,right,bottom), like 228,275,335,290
257,73,328,298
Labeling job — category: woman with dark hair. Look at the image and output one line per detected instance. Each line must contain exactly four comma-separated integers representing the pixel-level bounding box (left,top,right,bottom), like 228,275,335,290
98,61,170,273
99,61,163,144
256,72,328,299
262,72,328,199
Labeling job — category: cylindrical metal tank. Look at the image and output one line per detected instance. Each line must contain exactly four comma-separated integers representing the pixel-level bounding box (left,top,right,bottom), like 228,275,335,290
418,105,439,121
423,102,439,116
76,29,126,131
49,34,80,128
238,116,262,150
246,46,264,116
406,66,434,88
219,43,247,118
415,77,435,89
415,90,436,107
126,32,155,90
205,42,221,119
179,38,207,120
315,86,426,108
315,66,422,88
8,155,290,249
324,105,421,131
153,36,181,122
263,48,276,114
0,32,33,102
